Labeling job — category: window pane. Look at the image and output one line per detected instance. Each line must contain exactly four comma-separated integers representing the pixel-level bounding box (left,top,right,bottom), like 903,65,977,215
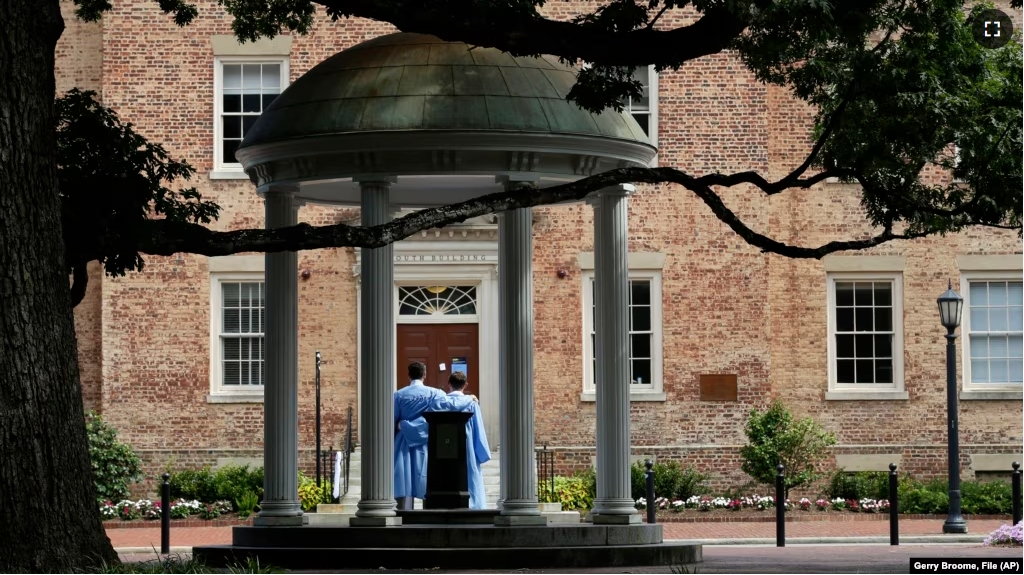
262,93,278,109
969,335,988,359
223,140,240,164
262,64,281,88
250,360,261,386
854,334,873,358
632,113,649,136
989,359,1009,383
989,309,1008,332
631,359,652,385
969,282,987,305
223,308,240,333
240,338,250,360
875,359,893,384
223,64,242,89
874,334,892,358
242,64,261,90
1010,307,1023,332
223,115,241,139
1009,282,1023,304
1010,359,1023,383
990,335,1008,358
836,308,854,332
970,307,988,332
223,361,240,385
223,283,240,307
989,282,1007,306
243,115,259,137
630,281,651,305
855,359,874,383
631,306,651,332
630,333,651,359
239,359,249,386
972,359,989,383
259,307,265,333
223,93,241,113
854,283,873,306
836,334,854,358
855,307,873,332
835,283,854,306
874,308,892,332
242,94,262,113
223,338,240,360
874,284,892,306
836,359,856,383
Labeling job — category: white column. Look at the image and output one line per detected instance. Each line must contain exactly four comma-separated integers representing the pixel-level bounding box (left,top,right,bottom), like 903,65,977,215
591,184,641,524
256,189,303,526
495,200,546,526
351,179,402,526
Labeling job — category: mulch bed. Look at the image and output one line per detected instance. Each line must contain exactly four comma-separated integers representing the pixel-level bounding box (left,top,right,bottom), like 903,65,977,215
103,517,255,529
648,509,1013,523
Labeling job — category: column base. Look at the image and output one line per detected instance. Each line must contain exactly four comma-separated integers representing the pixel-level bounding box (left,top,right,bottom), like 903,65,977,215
349,516,403,527
592,514,642,525
494,515,549,526
253,515,308,526
942,520,968,534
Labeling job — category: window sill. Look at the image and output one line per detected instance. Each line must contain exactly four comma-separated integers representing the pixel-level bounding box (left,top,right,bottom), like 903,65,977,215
206,393,264,404
209,169,251,180
825,390,908,401
960,390,1023,401
580,391,666,402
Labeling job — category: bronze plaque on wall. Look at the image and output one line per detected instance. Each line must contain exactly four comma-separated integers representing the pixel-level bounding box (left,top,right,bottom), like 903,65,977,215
699,374,738,401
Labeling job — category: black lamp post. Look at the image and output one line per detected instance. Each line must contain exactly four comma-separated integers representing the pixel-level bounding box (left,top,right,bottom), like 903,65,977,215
937,280,967,534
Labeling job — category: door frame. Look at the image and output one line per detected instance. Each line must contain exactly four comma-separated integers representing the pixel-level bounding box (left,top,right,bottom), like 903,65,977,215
355,244,500,446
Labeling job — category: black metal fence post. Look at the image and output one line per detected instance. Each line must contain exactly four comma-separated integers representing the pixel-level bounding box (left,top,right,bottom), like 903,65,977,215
1012,461,1022,526
889,463,899,546
161,473,170,554
775,464,785,547
645,460,656,524
315,351,322,488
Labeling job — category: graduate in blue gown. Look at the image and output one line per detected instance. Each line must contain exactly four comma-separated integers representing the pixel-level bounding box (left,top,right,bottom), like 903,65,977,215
393,361,447,509
397,370,491,509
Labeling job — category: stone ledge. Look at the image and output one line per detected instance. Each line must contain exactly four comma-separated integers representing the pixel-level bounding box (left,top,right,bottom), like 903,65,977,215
960,390,1023,401
206,393,263,404
825,391,909,401
580,392,666,402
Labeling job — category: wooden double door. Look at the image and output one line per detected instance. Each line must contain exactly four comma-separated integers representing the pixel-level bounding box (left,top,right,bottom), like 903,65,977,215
397,323,480,399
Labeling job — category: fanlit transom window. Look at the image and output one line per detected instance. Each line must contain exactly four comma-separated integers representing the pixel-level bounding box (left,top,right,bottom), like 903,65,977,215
399,286,477,316
833,281,895,385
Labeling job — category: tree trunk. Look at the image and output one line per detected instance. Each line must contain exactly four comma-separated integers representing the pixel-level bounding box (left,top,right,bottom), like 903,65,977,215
0,0,119,571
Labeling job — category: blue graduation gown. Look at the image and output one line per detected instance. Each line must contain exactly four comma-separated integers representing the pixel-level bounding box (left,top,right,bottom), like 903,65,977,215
393,382,447,500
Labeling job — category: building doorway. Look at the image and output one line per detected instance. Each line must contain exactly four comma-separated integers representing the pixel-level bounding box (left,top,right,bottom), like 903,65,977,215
397,323,480,399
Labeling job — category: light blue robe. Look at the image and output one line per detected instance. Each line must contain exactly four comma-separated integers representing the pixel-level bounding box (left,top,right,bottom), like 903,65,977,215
393,381,448,500
398,391,491,509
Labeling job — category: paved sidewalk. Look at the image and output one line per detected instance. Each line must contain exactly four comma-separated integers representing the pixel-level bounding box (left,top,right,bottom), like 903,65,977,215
107,519,1008,551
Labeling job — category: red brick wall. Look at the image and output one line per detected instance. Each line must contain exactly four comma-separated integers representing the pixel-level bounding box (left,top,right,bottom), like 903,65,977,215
59,0,1022,490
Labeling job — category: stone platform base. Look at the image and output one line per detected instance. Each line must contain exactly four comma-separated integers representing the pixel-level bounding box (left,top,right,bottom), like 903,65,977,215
192,524,701,570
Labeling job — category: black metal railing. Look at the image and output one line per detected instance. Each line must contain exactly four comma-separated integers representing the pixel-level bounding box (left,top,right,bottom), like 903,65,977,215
343,405,353,500
315,405,353,504
536,445,555,502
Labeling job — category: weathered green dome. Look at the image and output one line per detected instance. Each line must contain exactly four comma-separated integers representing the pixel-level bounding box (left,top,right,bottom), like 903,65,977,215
240,32,651,147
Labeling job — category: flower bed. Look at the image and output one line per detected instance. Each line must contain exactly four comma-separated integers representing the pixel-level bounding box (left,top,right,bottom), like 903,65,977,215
100,498,245,528
984,521,1023,547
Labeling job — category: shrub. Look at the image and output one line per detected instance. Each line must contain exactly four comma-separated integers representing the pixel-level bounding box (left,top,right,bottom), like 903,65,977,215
117,500,141,521
297,472,333,511
165,467,218,503
961,480,1014,515
826,470,889,501
739,400,836,497
630,461,709,501
87,412,144,505
550,474,595,511
235,491,260,518
164,464,263,506
198,503,220,520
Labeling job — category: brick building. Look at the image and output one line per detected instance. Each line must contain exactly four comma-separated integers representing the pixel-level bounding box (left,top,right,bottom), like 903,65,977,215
58,0,1022,496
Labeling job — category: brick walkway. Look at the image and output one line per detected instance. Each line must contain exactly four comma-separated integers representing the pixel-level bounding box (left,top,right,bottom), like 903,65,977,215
106,519,1009,549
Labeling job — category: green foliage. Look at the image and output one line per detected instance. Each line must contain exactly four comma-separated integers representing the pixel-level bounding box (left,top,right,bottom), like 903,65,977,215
961,480,1015,515
539,469,597,511
86,412,144,505
234,491,260,519
740,400,837,496
297,472,333,511
630,461,710,501
92,554,282,574
55,89,219,278
164,465,263,507
826,470,890,501
894,476,1015,515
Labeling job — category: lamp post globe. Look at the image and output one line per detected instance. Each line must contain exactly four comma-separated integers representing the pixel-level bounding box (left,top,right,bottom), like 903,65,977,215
937,280,967,534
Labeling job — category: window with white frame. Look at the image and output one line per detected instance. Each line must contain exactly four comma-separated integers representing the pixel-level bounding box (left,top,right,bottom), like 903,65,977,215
962,274,1023,389
827,273,904,391
210,275,265,396
620,65,658,144
582,270,663,395
213,58,288,173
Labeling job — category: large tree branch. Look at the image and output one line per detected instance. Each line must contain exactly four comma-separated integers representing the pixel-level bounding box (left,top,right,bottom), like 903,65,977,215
69,263,88,308
89,166,947,264
314,0,748,67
